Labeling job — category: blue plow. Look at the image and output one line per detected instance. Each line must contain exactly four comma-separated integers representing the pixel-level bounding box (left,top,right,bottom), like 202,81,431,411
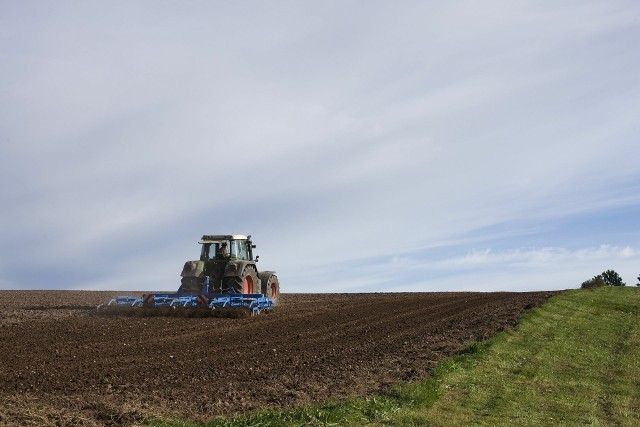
98,278,273,316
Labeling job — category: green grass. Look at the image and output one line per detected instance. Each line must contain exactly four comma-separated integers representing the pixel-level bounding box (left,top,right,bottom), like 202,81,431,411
147,287,640,426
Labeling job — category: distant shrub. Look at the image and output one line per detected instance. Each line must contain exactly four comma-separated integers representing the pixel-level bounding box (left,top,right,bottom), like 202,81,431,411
581,270,626,289
581,275,607,289
602,269,625,287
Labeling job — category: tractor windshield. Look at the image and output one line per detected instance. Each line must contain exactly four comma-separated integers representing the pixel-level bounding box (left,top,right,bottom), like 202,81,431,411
201,241,232,260
199,239,251,261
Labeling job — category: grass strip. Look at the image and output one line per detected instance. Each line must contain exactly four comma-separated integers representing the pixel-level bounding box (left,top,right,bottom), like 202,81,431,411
147,287,640,426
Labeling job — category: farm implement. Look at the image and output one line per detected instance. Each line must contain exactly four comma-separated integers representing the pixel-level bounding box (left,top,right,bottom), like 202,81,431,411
98,234,279,317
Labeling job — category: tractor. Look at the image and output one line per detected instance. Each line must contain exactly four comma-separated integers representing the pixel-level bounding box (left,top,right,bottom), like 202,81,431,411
98,234,279,316
179,234,279,302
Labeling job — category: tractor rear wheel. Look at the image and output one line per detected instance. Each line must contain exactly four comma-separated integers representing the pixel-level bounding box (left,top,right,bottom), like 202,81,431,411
259,272,280,304
224,265,259,294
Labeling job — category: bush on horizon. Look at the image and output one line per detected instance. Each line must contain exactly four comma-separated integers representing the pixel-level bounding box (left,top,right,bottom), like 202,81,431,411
581,269,626,289
581,275,607,289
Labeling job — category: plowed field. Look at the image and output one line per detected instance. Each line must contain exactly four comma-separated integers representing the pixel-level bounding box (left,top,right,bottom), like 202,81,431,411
0,290,557,426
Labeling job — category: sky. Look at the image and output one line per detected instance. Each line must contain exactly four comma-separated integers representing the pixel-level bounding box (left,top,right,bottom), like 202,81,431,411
1,1,639,293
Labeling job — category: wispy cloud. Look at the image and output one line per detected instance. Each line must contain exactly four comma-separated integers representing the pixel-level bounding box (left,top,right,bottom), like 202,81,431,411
1,1,639,291
308,245,640,293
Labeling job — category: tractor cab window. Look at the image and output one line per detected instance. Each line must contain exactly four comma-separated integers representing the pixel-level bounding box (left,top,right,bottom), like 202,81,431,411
200,244,209,260
215,241,230,259
200,242,233,260
200,240,249,260
230,239,250,260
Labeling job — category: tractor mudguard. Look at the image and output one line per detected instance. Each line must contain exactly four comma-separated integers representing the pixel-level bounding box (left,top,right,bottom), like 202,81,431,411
181,260,205,278
222,260,256,278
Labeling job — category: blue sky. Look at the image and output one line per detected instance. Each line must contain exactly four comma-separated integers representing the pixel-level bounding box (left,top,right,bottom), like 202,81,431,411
1,1,639,292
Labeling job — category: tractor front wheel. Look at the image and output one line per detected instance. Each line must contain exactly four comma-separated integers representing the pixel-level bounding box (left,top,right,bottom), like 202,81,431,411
258,272,280,304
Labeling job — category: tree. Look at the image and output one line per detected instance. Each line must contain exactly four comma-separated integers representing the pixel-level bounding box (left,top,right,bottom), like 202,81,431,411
601,269,625,287
581,275,607,289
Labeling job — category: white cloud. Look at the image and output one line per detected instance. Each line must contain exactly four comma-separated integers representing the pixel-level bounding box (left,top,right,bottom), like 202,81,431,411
1,1,639,292
372,245,640,292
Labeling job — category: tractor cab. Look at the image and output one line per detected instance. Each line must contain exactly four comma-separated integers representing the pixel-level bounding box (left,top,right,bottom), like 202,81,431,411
199,234,255,262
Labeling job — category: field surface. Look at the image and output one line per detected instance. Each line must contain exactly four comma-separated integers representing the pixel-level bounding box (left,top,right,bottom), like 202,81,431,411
0,290,555,426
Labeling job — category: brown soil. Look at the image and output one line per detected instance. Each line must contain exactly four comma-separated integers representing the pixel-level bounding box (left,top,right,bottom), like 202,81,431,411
0,290,558,426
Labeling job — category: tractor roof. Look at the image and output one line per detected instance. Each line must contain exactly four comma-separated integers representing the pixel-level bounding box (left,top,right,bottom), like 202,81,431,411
199,234,249,243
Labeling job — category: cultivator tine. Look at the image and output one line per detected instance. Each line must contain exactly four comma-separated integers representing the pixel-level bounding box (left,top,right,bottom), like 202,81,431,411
208,293,273,316
96,295,142,310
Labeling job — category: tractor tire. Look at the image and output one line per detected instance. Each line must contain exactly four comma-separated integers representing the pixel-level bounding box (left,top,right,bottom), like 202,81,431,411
241,265,259,294
224,265,259,294
221,276,236,293
258,272,280,304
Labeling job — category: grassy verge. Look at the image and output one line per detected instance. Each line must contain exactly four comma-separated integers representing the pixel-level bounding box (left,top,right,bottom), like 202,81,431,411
148,287,640,426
